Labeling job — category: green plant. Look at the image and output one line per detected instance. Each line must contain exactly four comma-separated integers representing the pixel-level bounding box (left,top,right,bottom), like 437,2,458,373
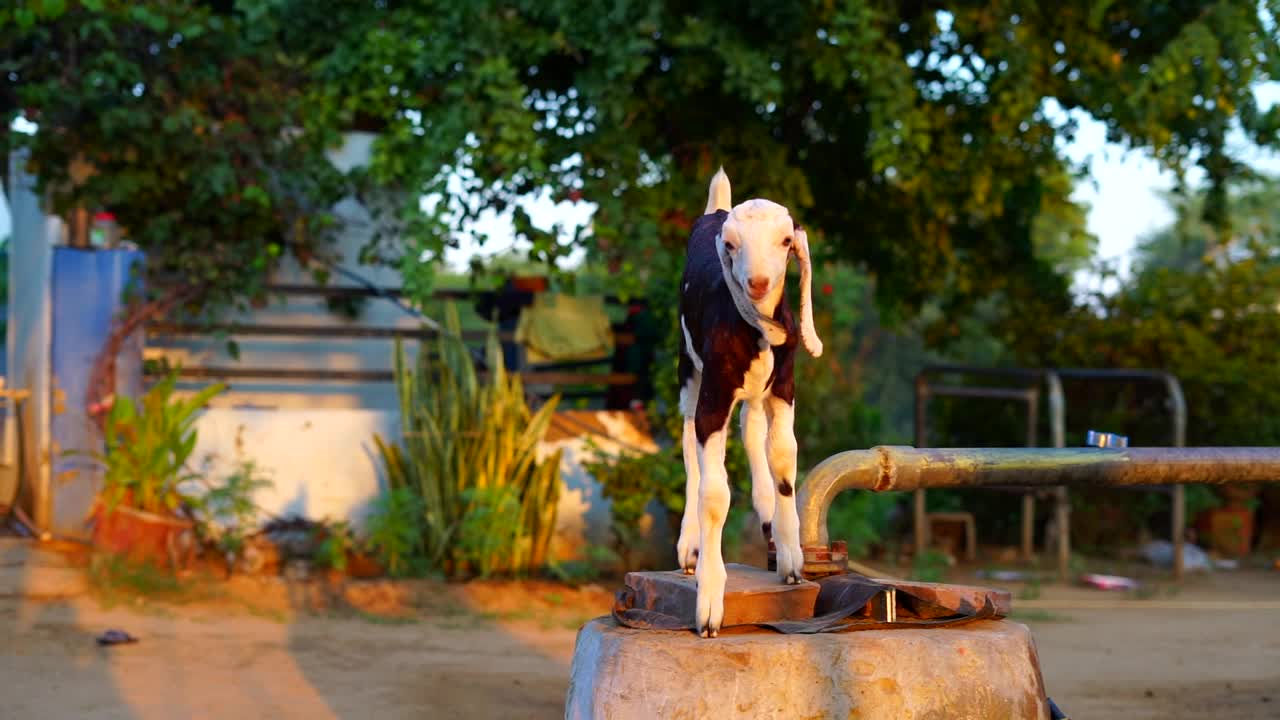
1017,579,1043,602
191,459,274,561
364,486,426,577
454,486,525,579
582,442,685,571
374,304,562,578
546,545,620,585
87,371,226,516
1185,485,1222,518
826,491,900,559
313,520,356,573
88,553,186,599
911,549,950,583
87,552,224,608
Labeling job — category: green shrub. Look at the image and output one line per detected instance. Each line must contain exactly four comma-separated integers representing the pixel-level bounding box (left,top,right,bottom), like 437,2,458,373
582,443,682,570
826,490,900,558
190,458,273,561
313,520,355,572
364,486,426,577
374,304,562,578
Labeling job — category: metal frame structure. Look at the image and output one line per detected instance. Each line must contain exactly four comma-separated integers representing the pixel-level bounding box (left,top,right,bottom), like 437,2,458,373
913,366,1189,580
798,445,1279,580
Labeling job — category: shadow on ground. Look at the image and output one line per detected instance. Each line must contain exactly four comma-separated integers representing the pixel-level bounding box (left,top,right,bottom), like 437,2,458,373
2,537,609,719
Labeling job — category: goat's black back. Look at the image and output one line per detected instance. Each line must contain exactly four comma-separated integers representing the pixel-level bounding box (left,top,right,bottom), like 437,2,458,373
679,211,798,442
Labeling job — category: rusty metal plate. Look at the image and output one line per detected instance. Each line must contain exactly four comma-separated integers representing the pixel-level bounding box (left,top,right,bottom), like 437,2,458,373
867,578,1013,617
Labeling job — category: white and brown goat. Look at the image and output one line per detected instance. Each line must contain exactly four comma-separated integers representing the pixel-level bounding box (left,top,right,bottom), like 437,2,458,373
677,168,823,637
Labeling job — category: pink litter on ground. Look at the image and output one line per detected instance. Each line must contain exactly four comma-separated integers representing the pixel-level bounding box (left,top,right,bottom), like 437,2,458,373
1079,573,1140,591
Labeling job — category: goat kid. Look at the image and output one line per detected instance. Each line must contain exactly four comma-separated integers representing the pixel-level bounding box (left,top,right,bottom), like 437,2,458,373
677,168,823,638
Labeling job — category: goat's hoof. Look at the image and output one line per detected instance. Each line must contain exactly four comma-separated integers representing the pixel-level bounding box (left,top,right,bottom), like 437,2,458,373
677,546,699,574
699,622,720,638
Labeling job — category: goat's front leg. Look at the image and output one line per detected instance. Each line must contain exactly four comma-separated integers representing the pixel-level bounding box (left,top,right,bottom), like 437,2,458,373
695,406,733,638
741,401,774,545
676,377,702,574
767,395,804,584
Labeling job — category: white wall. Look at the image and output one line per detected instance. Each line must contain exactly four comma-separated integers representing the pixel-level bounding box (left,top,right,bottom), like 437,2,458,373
191,407,396,527
190,407,666,565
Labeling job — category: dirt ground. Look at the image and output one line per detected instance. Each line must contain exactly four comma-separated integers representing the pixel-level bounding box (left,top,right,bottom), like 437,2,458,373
2,553,1279,719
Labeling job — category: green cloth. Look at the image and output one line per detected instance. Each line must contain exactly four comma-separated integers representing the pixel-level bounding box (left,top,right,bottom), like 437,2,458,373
515,293,615,364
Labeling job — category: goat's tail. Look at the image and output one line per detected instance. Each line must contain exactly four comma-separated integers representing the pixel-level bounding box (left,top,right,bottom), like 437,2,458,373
705,167,732,215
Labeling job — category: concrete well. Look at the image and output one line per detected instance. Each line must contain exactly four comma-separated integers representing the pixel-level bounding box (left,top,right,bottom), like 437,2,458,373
566,617,1049,719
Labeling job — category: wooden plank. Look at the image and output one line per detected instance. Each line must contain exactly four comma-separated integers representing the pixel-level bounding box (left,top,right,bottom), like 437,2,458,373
148,322,636,345
149,366,638,386
263,284,633,305
625,564,820,627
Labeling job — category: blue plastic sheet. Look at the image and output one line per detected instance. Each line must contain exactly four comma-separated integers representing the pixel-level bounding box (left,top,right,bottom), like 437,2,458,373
49,247,143,535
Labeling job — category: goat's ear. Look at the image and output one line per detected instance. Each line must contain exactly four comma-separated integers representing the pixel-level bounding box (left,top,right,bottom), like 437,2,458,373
792,225,823,357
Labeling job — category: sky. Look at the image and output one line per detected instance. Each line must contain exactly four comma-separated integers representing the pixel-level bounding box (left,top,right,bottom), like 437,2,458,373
1059,82,1280,291
5,86,1279,287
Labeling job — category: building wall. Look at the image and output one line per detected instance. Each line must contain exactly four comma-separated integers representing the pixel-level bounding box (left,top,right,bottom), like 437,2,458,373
146,135,665,561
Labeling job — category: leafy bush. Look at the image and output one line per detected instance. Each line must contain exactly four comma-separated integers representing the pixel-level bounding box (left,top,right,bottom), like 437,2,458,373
826,491,900,559
911,549,951,583
582,443,686,571
363,486,426,577
312,520,356,573
191,459,273,561
547,544,620,585
374,304,562,578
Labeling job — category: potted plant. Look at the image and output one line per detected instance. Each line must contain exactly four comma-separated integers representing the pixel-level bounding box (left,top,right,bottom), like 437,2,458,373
306,520,388,581
1199,484,1259,558
84,371,226,570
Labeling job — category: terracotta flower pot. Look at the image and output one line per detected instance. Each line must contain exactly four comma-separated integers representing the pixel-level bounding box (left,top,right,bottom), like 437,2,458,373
345,550,385,579
511,276,549,293
1201,508,1254,558
92,503,197,571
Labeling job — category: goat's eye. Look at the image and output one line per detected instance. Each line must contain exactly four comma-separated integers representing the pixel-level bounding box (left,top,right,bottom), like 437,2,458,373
724,241,737,252
782,236,793,247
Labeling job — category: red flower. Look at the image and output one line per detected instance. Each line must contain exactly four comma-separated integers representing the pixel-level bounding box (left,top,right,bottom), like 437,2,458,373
822,283,834,296
567,189,584,203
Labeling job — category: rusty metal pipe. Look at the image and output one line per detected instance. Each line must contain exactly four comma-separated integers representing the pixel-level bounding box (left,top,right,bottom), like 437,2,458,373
799,445,1280,548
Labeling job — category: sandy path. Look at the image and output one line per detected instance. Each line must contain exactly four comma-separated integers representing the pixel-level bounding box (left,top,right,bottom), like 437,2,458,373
2,569,1278,719
2,597,577,720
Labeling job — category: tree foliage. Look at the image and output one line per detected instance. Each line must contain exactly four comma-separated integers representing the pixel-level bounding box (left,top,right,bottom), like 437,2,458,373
1011,178,1280,448
1134,178,1280,274
6,1,1276,327
2,1,347,319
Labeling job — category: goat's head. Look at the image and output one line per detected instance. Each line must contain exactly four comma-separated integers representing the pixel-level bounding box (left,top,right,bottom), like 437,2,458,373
716,197,824,357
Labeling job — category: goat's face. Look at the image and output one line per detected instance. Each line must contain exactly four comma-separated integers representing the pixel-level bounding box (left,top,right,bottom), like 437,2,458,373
717,199,795,310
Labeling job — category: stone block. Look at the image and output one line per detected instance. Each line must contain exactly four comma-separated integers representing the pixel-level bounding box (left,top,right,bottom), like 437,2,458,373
566,617,1049,719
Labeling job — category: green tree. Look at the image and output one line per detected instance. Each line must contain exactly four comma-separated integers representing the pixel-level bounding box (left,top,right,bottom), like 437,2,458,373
1,2,349,412
1013,177,1280,448
259,0,1275,338
6,1,1278,413
1135,178,1280,274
